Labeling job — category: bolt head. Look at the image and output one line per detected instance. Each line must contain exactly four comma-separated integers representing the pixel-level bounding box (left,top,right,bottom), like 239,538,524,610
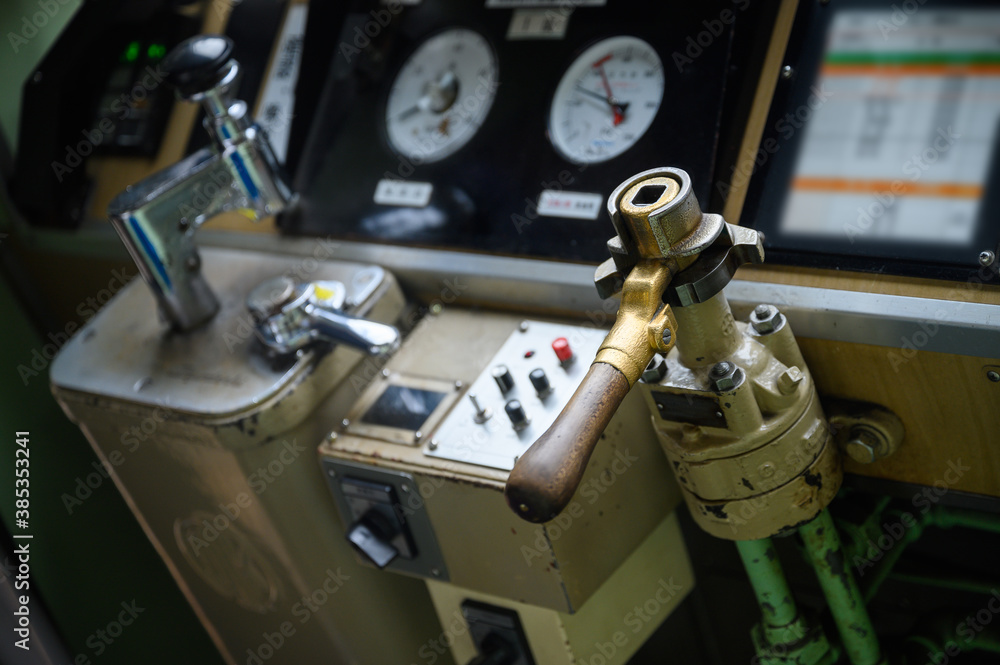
661,328,672,346
843,428,886,464
750,304,784,335
846,438,877,464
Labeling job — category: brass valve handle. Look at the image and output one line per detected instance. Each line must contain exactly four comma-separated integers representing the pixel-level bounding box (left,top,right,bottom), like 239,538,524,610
504,363,631,523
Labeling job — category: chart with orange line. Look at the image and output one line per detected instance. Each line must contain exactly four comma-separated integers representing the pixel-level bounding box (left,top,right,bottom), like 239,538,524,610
779,9,1000,247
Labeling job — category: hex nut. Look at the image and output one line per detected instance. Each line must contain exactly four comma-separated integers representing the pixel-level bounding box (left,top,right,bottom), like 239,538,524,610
750,304,785,335
710,362,743,392
642,354,668,384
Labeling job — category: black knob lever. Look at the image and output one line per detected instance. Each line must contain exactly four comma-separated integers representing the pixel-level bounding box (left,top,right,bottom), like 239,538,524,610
161,34,235,98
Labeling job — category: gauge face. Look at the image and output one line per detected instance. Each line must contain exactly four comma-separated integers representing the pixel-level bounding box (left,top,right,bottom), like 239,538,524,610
385,29,498,164
549,36,665,164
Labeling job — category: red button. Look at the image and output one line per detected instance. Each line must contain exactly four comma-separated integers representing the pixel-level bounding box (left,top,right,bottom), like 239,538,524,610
552,337,573,362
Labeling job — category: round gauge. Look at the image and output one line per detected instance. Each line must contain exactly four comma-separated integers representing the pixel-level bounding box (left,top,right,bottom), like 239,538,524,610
549,36,665,164
385,28,498,164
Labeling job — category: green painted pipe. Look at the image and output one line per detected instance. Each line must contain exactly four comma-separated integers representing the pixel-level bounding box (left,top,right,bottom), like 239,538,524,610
799,509,884,665
736,538,799,629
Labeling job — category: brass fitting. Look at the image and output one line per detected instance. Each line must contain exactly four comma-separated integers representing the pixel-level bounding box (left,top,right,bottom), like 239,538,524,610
595,260,676,386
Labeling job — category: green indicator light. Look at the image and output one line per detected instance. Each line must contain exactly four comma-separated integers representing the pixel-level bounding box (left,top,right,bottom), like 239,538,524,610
124,41,140,62
148,43,166,60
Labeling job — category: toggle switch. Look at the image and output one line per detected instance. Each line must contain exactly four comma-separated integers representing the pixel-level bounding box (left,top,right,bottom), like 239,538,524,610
529,368,552,398
492,365,515,394
504,399,530,431
469,393,492,424
552,337,573,365
347,512,401,569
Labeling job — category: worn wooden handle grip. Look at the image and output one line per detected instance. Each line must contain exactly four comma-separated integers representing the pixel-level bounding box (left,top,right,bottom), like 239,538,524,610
504,362,632,523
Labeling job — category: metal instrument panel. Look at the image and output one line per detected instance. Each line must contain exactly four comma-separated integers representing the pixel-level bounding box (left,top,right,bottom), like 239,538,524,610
426,320,606,470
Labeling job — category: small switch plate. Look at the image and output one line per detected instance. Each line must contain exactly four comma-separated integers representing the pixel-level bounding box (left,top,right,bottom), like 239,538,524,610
322,459,449,581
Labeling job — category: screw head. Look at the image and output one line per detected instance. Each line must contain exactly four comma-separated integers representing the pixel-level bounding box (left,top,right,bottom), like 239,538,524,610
428,439,439,450
661,329,672,346
979,250,995,267
988,370,1000,383
185,254,201,271
781,65,794,79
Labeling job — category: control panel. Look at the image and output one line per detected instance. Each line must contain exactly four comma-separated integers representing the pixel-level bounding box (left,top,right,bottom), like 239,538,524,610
425,321,607,471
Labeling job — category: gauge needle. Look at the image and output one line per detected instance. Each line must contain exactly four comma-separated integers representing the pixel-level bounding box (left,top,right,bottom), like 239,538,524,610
591,55,628,126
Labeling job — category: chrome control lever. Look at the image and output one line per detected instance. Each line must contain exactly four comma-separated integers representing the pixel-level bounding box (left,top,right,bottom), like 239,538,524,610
108,35,296,331
247,276,400,356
